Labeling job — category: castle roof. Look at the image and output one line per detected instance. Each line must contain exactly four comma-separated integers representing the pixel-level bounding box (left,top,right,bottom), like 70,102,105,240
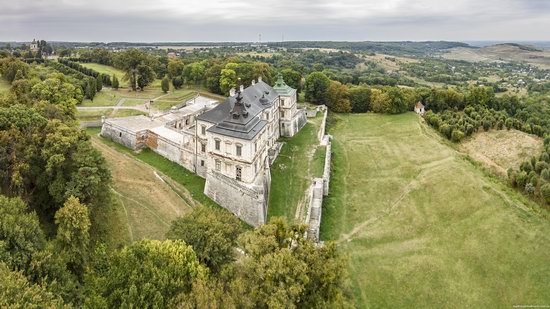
197,79,279,140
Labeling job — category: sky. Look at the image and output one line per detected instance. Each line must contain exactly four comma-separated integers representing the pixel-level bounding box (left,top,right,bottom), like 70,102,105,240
1,0,549,42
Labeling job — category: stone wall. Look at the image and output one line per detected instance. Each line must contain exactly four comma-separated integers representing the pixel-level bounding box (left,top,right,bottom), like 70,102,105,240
304,107,332,242
204,170,270,227
318,106,328,142
101,123,143,150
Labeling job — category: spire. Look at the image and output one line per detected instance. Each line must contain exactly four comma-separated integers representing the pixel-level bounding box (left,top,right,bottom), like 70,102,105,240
230,78,250,119
275,72,285,87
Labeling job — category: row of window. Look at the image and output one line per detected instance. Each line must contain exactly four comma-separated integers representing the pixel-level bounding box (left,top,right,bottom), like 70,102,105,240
215,160,243,181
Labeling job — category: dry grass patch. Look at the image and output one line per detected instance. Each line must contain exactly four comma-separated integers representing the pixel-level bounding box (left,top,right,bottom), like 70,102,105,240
90,134,193,240
460,129,544,176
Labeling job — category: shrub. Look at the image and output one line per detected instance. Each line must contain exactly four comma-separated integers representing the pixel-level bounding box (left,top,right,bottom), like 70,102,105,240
516,171,528,188
535,161,548,174
520,161,533,173
525,183,536,195
451,129,465,142
541,169,550,181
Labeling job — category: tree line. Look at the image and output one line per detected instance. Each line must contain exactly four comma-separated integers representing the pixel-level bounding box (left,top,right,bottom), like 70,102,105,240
421,85,550,205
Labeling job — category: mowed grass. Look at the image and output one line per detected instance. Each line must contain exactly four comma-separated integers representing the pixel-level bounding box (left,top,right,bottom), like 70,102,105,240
321,113,550,308
76,108,146,122
268,116,324,222
81,87,166,107
80,63,128,87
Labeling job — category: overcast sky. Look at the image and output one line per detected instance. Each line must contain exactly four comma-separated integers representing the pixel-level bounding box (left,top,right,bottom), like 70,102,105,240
1,0,549,42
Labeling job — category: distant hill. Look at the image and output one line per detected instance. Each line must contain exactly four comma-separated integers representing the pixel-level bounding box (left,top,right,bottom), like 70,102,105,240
442,43,550,69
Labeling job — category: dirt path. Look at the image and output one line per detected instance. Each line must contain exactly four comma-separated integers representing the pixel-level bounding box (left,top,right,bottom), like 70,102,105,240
91,136,193,240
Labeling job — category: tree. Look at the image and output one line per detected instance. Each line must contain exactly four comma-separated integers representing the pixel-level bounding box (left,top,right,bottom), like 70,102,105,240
111,75,119,90
98,240,205,308
172,76,184,90
219,69,237,95
205,64,223,94
0,262,64,308
30,74,82,120
327,81,351,113
0,57,29,83
95,74,103,92
451,129,465,142
281,68,303,93
113,49,157,91
161,75,170,93
167,59,184,79
54,196,91,276
349,86,371,113
231,218,348,308
0,195,45,271
85,78,96,101
370,88,391,113
167,207,244,272
136,64,156,91
304,72,330,105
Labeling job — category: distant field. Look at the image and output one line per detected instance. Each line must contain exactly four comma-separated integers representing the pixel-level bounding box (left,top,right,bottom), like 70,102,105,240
443,45,550,69
322,113,550,308
268,116,324,222
461,129,544,176
80,63,129,87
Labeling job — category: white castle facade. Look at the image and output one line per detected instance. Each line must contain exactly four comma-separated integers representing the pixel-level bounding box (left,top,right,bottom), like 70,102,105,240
101,74,307,226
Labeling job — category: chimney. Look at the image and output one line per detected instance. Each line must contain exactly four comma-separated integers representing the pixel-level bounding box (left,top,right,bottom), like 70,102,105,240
258,76,262,82
229,88,236,97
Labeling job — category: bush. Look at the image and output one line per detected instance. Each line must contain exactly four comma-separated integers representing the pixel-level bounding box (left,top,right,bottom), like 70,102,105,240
516,171,528,188
520,161,533,173
525,183,536,195
541,169,550,181
451,129,465,142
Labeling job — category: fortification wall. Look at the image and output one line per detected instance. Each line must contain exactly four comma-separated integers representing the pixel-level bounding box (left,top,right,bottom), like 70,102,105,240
204,170,269,227
101,123,142,150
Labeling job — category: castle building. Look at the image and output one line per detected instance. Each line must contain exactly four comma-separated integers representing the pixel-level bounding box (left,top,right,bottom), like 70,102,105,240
30,39,39,52
101,74,306,226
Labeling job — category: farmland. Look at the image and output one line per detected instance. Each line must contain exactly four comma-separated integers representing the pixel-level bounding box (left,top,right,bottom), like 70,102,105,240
321,113,550,308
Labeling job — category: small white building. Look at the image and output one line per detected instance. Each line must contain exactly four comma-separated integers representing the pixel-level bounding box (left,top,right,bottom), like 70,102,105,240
414,102,425,115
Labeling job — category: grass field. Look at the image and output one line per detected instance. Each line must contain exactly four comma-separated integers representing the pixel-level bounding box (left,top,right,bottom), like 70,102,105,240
268,116,324,222
80,63,128,87
461,129,544,176
321,113,550,308
76,109,146,122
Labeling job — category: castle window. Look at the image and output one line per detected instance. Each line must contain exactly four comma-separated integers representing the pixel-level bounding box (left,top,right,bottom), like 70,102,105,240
215,160,221,171
201,160,205,167
236,144,242,157
201,143,206,153
215,139,220,151
254,142,257,153
185,118,189,125
201,125,206,135
236,166,242,181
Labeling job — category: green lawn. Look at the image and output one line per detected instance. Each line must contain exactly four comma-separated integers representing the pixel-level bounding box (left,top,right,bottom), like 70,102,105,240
321,113,550,307
80,63,128,87
77,109,113,121
268,116,324,222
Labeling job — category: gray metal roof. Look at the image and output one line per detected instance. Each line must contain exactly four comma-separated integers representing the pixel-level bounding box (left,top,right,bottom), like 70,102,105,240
198,81,278,140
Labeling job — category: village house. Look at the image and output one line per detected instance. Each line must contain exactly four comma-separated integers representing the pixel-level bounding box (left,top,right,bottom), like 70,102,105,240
414,101,425,115
101,74,306,226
